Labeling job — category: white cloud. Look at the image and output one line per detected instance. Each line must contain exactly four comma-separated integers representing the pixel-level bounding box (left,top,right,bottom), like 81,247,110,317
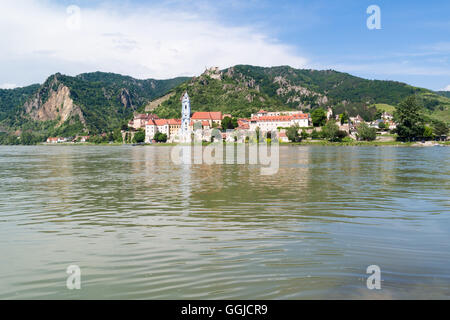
0,0,307,85
0,83,19,89
441,85,450,91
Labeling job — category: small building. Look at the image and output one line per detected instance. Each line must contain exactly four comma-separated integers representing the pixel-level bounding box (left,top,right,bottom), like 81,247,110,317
381,112,393,121
130,113,159,130
46,137,59,144
278,132,289,143
191,112,223,127
326,107,333,120
168,119,181,138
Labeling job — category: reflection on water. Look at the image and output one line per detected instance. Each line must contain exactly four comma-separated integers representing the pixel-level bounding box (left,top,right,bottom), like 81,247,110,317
0,145,449,299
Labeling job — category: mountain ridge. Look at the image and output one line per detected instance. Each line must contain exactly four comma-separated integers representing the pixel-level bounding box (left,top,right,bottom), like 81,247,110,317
1,66,449,140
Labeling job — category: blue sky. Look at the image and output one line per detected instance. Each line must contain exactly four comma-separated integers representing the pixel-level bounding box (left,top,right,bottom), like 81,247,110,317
1,0,449,90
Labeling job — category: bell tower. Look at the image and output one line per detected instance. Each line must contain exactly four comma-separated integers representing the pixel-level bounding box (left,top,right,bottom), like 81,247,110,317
180,92,191,142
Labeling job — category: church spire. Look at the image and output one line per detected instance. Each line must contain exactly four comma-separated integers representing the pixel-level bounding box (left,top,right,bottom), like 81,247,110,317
180,91,191,142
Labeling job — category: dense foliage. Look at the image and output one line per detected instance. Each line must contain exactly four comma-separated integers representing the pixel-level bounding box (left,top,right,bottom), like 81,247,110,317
432,120,449,136
221,116,238,130
154,132,167,143
133,129,145,143
357,122,377,141
286,125,300,142
394,96,425,141
321,121,347,142
311,108,327,127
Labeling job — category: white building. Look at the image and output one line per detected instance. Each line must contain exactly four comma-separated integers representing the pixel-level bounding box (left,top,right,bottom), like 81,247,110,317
249,113,309,132
381,112,394,121
326,107,333,120
251,109,306,118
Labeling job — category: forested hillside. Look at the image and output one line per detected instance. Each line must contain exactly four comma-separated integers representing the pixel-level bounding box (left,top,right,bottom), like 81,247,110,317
154,65,450,122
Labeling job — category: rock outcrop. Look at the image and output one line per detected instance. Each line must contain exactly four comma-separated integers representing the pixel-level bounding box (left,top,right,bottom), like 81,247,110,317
24,75,86,126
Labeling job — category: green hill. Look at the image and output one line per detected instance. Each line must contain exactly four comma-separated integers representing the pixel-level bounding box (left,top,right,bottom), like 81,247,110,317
0,72,189,136
436,91,450,98
154,65,450,122
1,66,449,143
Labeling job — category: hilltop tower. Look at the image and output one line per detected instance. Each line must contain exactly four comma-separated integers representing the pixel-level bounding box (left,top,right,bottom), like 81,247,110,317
180,92,191,142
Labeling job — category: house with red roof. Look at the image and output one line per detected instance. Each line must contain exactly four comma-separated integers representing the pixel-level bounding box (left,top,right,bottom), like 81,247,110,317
191,111,222,127
144,119,167,142
237,118,250,130
130,113,159,130
46,137,59,144
249,113,309,132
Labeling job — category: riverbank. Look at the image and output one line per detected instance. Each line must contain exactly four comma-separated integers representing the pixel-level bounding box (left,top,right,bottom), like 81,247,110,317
281,140,449,147
4,138,443,147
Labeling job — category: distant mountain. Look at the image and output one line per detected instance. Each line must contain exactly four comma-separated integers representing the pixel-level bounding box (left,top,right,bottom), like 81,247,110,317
0,72,189,136
153,65,450,123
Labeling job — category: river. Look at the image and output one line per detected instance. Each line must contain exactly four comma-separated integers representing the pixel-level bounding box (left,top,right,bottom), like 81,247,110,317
0,145,449,299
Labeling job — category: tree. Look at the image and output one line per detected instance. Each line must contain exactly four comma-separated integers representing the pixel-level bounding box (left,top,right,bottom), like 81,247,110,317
322,121,347,141
311,129,320,139
133,129,145,143
311,108,327,127
154,132,167,143
300,129,309,140
340,112,349,125
221,116,238,130
286,125,300,142
357,122,377,141
113,128,123,143
423,126,433,140
255,126,260,143
394,96,424,141
378,121,386,130
107,131,114,142
432,120,449,137
20,131,37,145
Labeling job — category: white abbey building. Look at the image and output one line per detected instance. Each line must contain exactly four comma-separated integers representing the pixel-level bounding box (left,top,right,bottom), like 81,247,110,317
249,113,310,132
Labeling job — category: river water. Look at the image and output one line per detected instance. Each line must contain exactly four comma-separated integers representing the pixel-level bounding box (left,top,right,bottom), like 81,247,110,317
0,145,449,299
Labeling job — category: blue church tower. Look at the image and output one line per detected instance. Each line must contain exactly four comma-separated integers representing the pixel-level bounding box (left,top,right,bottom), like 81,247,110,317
180,92,191,142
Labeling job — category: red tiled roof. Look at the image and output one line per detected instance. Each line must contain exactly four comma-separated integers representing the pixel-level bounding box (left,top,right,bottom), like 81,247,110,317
209,112,222,120
251,113,309,122
168,119,181,125
237,119,250,129
191,111,222,120
202,120,210,126
154,119,168,126
278,132,287,137
258,109,267,113
191,112,211,120
135,113,159,120
292,113,309,119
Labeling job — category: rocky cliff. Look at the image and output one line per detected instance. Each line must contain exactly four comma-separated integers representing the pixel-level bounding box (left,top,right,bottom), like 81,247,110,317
24,75,86,126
